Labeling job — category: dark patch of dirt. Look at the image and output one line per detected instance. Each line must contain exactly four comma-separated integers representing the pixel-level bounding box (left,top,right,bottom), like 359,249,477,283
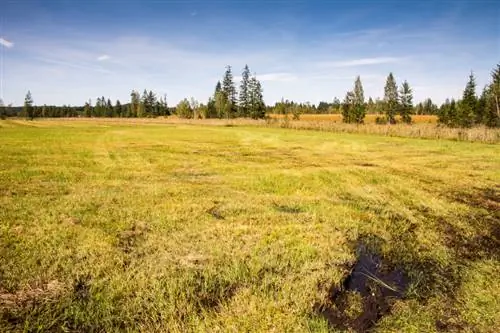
207,205,225,220
73,275,91,302
356,162,377,167
314,243,408,333
272,203,304,214
453,186,500,217
0,280,65,310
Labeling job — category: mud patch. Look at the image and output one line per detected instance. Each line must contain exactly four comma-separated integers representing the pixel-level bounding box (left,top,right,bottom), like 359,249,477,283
356,162,377,167
314,244,408,332
0,280,65,310
207,204,225,220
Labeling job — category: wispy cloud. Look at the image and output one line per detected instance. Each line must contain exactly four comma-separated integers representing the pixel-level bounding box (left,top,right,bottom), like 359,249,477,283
97,54,110,61
37,57,112,74
0,37,14,48
320,57,402,68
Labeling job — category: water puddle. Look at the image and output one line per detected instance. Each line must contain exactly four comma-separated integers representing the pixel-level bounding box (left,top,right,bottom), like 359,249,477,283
315,244,409,332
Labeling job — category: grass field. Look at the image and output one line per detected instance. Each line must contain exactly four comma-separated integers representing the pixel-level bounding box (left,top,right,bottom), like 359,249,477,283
1,119,499,332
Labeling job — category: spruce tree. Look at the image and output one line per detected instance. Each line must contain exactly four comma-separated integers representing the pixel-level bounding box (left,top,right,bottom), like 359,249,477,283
84,100,92,117
222,66,237,117
352,76,366,123
0,98,6,119
399,80,413,124
484,64,500,127
457,72,477,127
106,98,113,117
115,100,122,117
24,91,34,120
248,74,265,119
239,65,250,117
383,73,399,123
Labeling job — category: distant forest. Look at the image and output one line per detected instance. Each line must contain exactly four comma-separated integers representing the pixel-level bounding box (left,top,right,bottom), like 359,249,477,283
1,63,498,128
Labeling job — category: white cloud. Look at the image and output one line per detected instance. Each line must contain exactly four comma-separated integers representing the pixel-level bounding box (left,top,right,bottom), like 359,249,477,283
0,38,14,48
320,57,401,68
97,54,110,61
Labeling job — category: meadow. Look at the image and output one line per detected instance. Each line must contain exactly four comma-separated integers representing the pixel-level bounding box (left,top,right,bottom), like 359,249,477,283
0,119,499,332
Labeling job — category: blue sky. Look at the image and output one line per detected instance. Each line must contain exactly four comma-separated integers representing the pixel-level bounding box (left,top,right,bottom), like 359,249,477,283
0,0,498,106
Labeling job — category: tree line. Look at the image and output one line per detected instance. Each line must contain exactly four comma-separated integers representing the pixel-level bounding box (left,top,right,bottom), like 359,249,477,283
1,63,498,127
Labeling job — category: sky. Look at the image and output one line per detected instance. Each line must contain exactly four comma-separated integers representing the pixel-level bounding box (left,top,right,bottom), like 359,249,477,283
0,0,499,106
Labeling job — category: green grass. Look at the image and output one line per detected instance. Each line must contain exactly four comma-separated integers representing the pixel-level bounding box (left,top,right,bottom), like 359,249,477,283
0,119,499,332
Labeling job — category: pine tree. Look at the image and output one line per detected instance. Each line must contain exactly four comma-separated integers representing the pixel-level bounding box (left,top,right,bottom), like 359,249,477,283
84,100,92,117
383,73,399,124
114,100,122,117
457,72,477,127
239,65,251,117
24,91,34,120
484,64,500,127
0,98,5,119
222,66,237,117
248,74,265,119
106,98,113,117
352,76,366,123
399,80,413,124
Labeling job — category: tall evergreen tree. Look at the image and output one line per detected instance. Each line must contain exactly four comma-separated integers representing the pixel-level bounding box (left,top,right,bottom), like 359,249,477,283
84,100,92,117
383,73,399,124
0,98,5,119
239,65,251,117
24,90,34,120
352,76,366,123
106,98,113,117
222,65,237,117
399,80,413,124
457,72,477,127
484,64,500,127
114,100,122,117
248,74,265,119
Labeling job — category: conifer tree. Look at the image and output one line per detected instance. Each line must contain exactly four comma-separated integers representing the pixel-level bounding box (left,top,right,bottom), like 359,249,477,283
84,100,92,117
222,65,237,117
457,72,477,127
352,76,366,123
248,74,265,119
239,65,251,117
484,64,500,127
24,91,34,120
383,73,399,123
114,100,122,117
399,80,413,124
